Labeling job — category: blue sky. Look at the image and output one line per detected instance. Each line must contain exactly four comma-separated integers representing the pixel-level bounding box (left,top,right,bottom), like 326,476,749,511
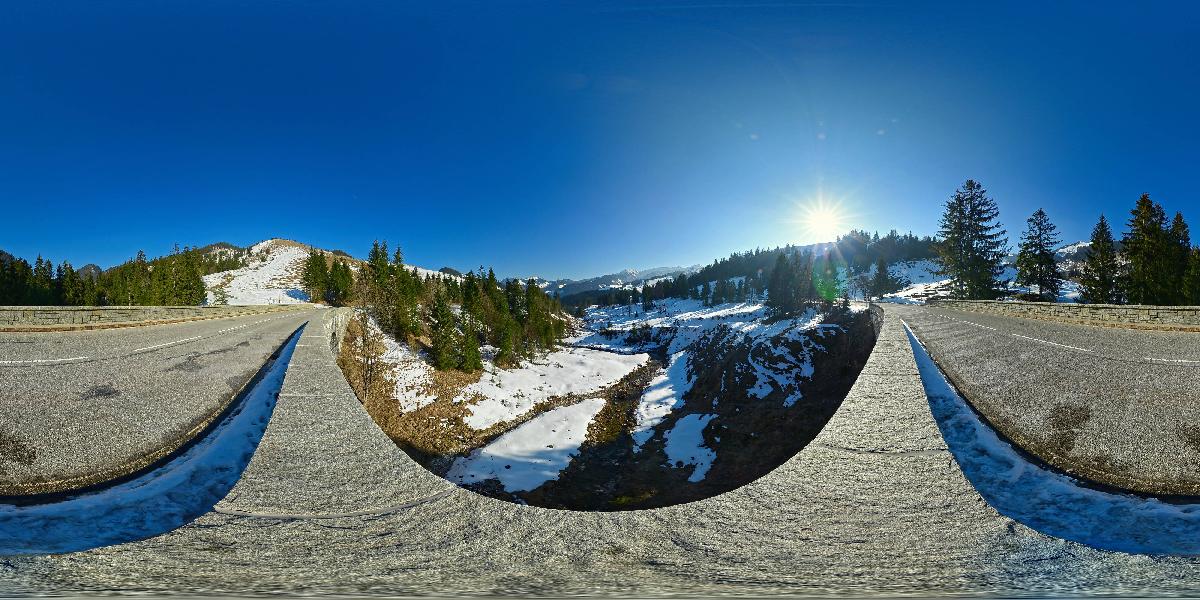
1,1,1197,278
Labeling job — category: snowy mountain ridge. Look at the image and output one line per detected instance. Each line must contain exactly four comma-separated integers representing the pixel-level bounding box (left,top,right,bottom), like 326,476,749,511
202,238,447,306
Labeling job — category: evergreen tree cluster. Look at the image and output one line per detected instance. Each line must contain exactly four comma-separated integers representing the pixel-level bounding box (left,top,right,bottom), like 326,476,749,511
300,248,355,306
933,179,1198,306
568,228,936,311
1,245,211,306
1079,193,1198,306
359,240,568,372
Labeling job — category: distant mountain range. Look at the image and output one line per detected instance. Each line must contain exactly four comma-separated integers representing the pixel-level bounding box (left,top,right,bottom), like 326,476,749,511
521,265,704,297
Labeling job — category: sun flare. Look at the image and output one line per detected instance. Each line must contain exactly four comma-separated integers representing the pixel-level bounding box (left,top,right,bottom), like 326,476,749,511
800,200,848,242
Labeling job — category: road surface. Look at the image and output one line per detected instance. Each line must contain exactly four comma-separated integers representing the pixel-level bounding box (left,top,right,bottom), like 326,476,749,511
895,303,1200,496
0,308,320,496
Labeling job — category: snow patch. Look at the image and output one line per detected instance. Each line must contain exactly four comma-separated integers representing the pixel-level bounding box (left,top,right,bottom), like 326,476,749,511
447,398,606,493
663,413,718,482
631,350,692,451
459,347,648,430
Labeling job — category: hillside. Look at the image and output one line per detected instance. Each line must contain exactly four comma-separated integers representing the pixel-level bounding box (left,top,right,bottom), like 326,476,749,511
202,238,446,306
528,265,701,297
353,287,877,510
878,241,1088,304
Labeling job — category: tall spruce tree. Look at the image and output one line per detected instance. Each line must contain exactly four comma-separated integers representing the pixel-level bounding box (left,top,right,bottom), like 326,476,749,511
935,180,1009,299
1121,194,1171,305
1079,215,1121,304
301,248,329,303
766,253,793,313
869,256,907,299
1015,208,1063,301
459,315,483,371
1168,212,1192,305
430,291,459,370
1184,248,1200,305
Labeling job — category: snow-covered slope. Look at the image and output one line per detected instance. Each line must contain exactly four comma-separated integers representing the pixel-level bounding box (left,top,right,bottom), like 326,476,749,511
203,238,451,305
879,255,1082,304
203,240,311,305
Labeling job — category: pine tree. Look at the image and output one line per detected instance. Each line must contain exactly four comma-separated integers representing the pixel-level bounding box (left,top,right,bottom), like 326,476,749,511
31,256,55,305
459,314,483,371
58,261,83,305
1015,208,1063,302
1184,247,1200,305
766,253,792,313
430,291,459,370
934,180,1009,299
301,248,330,303
1079,215,1121,304
1122,194,1170,305
496,321,519,367
1168,212,1192,305
869,256,907,299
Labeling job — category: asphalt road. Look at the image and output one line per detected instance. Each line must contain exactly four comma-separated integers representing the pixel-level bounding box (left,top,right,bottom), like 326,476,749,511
0,307,321,496
6,309,1200,597
895,303,1200,496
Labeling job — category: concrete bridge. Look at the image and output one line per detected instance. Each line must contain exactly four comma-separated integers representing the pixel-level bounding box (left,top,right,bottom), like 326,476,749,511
2,306,1199,596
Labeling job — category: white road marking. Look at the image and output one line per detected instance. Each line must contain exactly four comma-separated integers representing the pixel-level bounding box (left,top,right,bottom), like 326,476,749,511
1010,333,1093,353
1144,357,1200,365
960,320,998,331
0,356,90,365
131,335,204,354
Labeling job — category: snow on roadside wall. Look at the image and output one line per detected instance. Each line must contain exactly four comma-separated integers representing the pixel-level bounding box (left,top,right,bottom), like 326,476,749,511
447,398,606,492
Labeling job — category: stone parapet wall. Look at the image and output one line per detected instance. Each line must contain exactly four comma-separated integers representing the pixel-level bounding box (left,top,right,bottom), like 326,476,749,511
927,299,1200,331
0,305,305,328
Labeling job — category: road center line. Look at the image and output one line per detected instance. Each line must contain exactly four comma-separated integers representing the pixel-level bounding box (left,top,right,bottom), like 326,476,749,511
131,335,204,354
0,356,90,365
1144,357,1200,364
1010,333,1092,353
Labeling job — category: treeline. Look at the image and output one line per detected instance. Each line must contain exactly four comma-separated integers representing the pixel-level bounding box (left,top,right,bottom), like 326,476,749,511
570,229,935,310
0,245,236,306
354,240,567,372
934,180,1200,305
300,248,355,306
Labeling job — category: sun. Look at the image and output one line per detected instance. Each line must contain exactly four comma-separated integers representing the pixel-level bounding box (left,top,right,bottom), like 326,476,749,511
800,199,848,242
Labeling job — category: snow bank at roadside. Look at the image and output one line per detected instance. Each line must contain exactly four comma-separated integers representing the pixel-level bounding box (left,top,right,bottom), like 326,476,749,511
447,398,606,492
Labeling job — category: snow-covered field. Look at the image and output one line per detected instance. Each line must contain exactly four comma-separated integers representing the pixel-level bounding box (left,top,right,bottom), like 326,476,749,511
458,347,648,430
446,398,605,492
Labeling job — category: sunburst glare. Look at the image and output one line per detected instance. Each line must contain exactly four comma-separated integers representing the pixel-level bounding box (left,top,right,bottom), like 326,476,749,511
799,198,849,243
